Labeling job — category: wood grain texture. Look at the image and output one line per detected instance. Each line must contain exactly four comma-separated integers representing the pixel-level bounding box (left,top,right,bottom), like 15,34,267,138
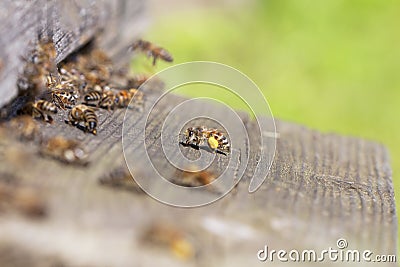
0,0,397,266
0,0,146,108
0,87,397,266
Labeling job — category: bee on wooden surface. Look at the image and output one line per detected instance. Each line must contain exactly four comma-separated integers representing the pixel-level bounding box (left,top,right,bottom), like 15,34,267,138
26,100,58,123
40,136,88,165
130,39,173,66
114,88,144,108
182,126,206,147
45,73,59,88
99,90,116,110
142,223,195,261
182,126,230,154
98,166,142,193
67,104,98,135
51,89,78,109
113,89,131,108
83,90,115,111
206,129,230,154
8,115,40,141
83,90,102,105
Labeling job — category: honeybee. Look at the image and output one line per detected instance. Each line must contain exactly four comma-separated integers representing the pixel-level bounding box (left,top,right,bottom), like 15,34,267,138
27,100,58,123
8,115,40,141
206,129,230,153
83,90,115,110
130,39,173,66
98,166,142,193
67,104,98,135
183,126,230,154
114,88,144,108
40,136,88,165
52,89,79,109
142,223,195,261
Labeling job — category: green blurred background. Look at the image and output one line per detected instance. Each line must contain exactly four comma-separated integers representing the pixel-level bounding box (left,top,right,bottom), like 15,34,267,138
142,0,399,251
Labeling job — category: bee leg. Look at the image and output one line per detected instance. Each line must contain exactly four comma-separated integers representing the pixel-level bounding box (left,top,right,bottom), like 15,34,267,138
216,150,227,156
46,114,54,124
32,107,45,122
66,119,77,126
152,55,158,66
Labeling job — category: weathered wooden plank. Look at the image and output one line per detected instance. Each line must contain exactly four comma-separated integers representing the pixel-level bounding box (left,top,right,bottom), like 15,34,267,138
0,0,146,108
0,1,397,266
0,87,397,266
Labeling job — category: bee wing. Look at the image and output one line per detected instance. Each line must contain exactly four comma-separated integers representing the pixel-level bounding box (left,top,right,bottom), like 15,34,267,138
52,94,66,110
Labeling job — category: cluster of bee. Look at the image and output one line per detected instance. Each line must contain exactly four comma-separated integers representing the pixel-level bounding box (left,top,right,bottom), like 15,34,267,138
1,38,173,165
15,38,172,135
181,126,231,155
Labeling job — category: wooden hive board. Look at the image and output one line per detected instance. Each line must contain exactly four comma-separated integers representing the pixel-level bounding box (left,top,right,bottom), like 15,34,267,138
0,0,397,266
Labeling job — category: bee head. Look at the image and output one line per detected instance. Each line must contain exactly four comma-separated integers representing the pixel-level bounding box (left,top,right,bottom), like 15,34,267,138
130,39,144,51
186,127,196,138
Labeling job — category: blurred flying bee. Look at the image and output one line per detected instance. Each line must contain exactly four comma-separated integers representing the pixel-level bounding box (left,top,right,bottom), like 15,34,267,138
98,166,142,193
83,90,115,110
23,100,58,123
173,168,216,187
8,115,40,141
182,126,230,155
67,104,98,135
142,223,195,261
40,136,88,165
130,39,173,66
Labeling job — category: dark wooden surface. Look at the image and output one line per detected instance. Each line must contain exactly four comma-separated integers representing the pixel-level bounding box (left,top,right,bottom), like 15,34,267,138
0,1,397,266
0,0,147,108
